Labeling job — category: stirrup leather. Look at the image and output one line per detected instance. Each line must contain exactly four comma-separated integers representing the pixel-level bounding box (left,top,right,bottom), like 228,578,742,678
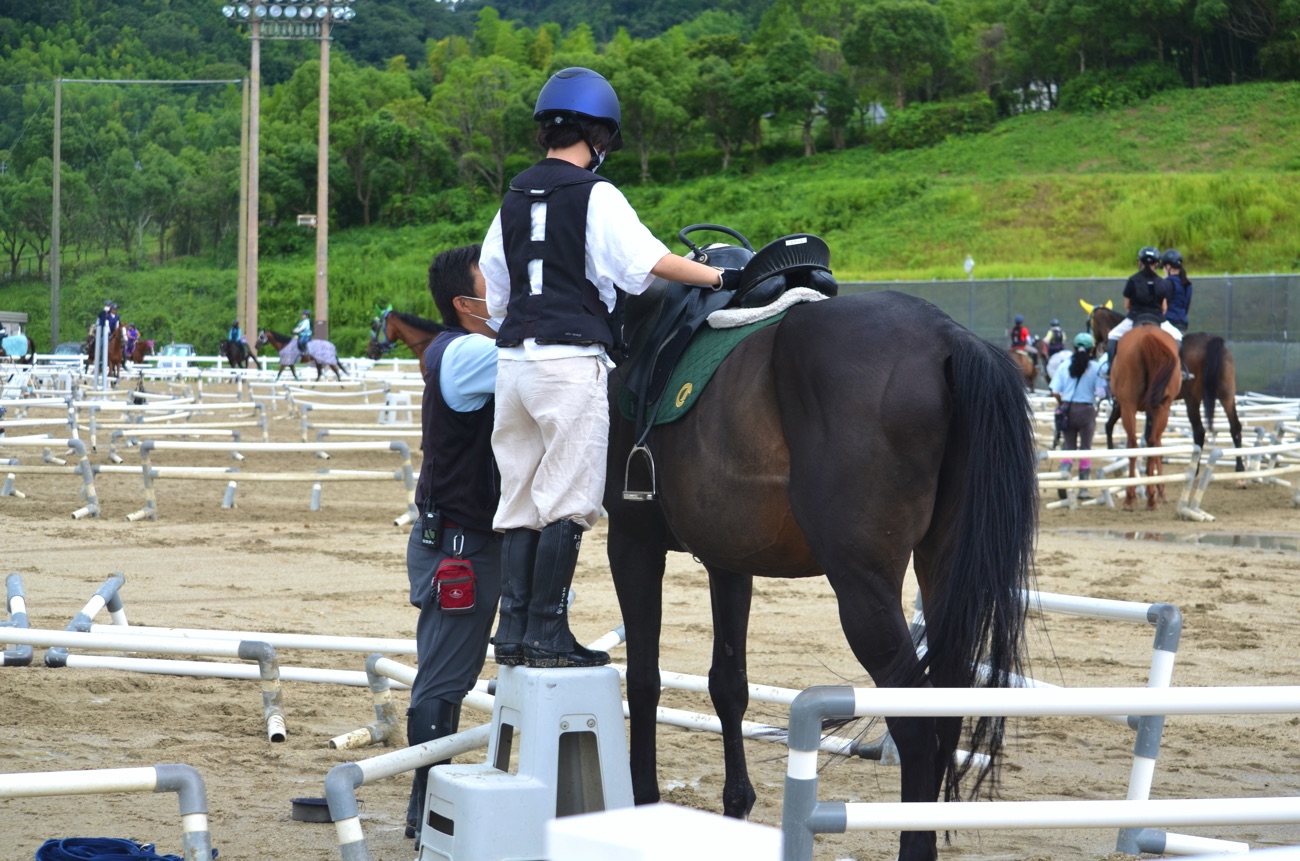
622,444,657,501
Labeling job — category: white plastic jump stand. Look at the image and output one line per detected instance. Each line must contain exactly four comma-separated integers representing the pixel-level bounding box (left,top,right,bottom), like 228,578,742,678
419,664,633,861
548,803,781,861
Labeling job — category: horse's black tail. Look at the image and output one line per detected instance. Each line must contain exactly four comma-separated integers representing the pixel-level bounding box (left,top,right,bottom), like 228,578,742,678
1201,336,1226,432
925,332,1036,802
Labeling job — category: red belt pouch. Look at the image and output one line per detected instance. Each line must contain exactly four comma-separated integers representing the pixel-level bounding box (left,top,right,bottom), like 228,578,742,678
433,557,476,614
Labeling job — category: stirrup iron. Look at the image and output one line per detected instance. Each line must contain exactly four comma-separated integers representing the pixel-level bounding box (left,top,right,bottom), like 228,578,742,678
622,444,657,501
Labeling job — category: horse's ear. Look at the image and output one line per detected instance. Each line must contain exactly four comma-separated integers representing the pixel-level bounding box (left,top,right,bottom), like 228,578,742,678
1079,299,1094,314
1105,299,1113,309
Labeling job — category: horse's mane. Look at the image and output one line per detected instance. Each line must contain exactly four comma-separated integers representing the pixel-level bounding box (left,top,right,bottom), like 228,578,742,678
391,310,443,333
266,329,292,342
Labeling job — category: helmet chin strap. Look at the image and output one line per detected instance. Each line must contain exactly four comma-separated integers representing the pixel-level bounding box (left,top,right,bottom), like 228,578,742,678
584,141,606,172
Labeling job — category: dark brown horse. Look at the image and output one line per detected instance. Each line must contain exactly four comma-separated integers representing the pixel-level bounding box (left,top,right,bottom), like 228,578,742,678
366,309,445,375
1110,324,1182,509
219,338,260,370
1082,301,1244,470
605,272,1036,861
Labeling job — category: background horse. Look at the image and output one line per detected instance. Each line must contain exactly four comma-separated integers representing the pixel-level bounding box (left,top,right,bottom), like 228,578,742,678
1109,324,1182,509
220,339,260,370
0,330,35,364
1008,345,1038,389
105,326,126,379
605,287,1037,861
366,309,444,374
257,328,345,381
130,338,155,365
1082,300,1244,471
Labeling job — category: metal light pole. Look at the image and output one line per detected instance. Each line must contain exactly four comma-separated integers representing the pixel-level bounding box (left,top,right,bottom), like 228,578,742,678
220,1,357,344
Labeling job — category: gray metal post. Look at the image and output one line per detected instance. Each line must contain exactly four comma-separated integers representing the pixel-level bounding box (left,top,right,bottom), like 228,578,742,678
782,686,855,861
2,573,33,667
153,764,213,861
45,572,126,667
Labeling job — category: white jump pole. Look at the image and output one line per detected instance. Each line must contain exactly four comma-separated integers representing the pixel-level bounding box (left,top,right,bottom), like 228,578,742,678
0,764,212,861
17,627,287,742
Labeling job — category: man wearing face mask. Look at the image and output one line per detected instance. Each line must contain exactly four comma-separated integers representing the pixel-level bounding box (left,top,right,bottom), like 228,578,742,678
403,243,503,842
479,67,739,670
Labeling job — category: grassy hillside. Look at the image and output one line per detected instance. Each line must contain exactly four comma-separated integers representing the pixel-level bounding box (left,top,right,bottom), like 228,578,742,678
5,82,1298,356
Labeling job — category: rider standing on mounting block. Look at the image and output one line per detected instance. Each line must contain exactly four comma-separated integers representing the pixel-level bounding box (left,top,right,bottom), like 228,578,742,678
1103,246,1184,377
480,67,739,669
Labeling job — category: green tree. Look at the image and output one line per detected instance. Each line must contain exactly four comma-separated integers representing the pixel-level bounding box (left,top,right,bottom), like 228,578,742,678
843,0,953,108
431,55,541,197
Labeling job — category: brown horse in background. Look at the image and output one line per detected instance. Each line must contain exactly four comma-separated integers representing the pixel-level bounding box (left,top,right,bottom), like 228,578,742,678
130,338,155,365
1082,300,1244,471
366,309,445,375
1110,324,1182,509
1008,347,1038,389
105,326,126,379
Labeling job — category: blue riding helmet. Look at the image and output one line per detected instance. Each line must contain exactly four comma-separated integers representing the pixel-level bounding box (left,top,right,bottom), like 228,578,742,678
1074,332,1095,349
1160,248,1183,267
1013,314,1024,324
1050,318,1060,326
534,67,623,151
1138,246,1160,265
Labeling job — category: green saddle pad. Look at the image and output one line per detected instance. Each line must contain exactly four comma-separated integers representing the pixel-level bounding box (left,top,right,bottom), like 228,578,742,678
618,312,785,427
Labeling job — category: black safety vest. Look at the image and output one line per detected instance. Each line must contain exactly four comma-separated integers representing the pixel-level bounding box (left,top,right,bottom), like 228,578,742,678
1124,270,1169,320
495,159,614,348
415,328,499,531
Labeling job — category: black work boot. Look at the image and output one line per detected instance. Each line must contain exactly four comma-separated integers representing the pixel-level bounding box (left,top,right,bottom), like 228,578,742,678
1103,339,1117,377
405,698,462,841
1077,468,1093,500
523,520,610,669
492,528,539,666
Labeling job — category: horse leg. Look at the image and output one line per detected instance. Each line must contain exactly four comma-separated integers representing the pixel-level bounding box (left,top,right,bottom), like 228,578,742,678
1121,409,1139,509
606,501,670,808
1106,403,1121,449
1225,398,1245,473
703,566,757,818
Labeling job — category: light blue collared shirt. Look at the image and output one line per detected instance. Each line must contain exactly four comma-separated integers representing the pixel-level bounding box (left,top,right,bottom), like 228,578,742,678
439,332,499,412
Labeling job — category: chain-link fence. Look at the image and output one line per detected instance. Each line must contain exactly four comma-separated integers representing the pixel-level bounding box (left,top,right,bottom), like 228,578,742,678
841,274,1300,396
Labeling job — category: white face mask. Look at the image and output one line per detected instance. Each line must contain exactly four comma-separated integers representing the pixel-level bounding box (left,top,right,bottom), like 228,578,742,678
463,297,502,332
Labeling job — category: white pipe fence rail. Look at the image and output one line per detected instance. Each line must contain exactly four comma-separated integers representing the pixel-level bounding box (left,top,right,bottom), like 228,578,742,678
0,764,213,861
782,686,1300,861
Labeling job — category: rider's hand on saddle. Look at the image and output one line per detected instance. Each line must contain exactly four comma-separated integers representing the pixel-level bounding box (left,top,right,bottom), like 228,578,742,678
711,267,742,292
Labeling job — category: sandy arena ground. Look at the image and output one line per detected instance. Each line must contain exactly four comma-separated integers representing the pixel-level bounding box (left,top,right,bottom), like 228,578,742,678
2,386,1299,861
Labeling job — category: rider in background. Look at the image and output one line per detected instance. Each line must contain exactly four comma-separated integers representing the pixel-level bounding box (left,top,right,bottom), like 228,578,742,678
123,322,140,357
1103,246,1183,376
1161,249,1192,333
1042,318,1066,359
227,320,244,344
1009,314,1030,350
96,301,120,334
292,311,312,352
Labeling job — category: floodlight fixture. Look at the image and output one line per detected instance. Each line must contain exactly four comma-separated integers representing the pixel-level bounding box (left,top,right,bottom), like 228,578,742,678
284,5,298,17
221,5,236,17
237,4,251,18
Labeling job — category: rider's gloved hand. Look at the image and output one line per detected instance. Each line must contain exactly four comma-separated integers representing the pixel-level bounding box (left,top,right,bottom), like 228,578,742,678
710,267,743,292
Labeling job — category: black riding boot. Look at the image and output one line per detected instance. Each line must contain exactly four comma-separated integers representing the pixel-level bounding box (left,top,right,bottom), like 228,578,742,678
1104,338,1117,376
492,528,539,666
1179,341,1194,380
523,520,610,669
405,697,462,841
